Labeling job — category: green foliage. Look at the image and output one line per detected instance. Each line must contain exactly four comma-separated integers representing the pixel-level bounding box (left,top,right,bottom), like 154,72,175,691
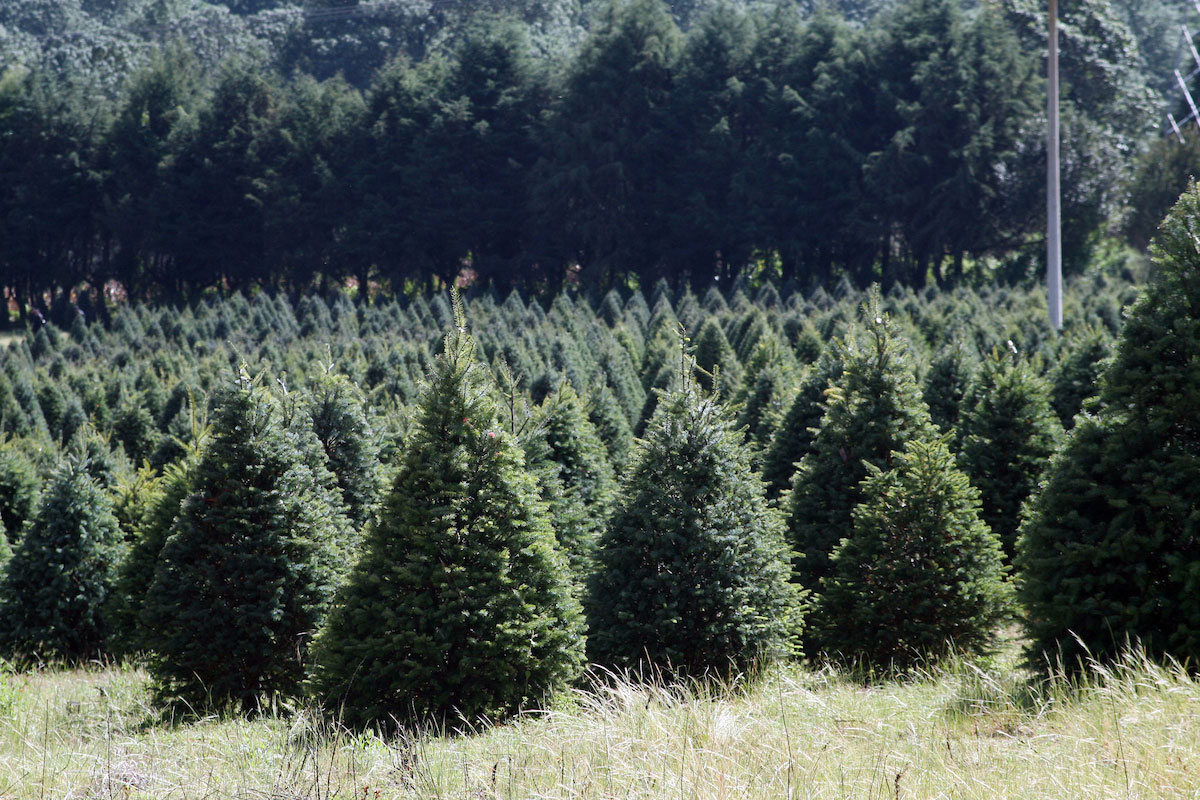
923,338,977,438
1050,325,1112,429
760,351,842,497
142,371,353,712
692,317,742,396
305,369,382,528
0,441,40,541
960,351,1062,561
106,459,194,659
812,435,1011,671
787,294,936,593
0,457,123,663
308,299,584,729
1019,183,1200,669
525,384,616,582
587,355,801,680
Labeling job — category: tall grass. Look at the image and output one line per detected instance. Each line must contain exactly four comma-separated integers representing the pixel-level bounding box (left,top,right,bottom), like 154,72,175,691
2,649,1199,798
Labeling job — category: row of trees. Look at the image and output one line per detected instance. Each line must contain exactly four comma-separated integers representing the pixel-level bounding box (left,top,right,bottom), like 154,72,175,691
1,0,1158,322
0,236,1156,719
0,201,1191,728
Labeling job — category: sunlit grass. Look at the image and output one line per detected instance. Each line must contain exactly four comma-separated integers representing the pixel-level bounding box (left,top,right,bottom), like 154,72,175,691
2,645,1199,799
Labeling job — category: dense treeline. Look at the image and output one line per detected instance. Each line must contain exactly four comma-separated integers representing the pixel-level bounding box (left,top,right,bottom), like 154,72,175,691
0,247,1147,719
0,0,1174,322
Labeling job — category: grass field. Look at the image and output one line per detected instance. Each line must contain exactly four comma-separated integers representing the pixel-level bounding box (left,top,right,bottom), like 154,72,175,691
2,645,1198,800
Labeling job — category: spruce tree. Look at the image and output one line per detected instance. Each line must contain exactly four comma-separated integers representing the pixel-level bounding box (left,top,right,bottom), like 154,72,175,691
0,457,123,663
308,297,584,729
142,370,352,712
960,352,1062,561
787,295,936,594
812,435,1011,671
586,353,801,680
1018,184,1200,668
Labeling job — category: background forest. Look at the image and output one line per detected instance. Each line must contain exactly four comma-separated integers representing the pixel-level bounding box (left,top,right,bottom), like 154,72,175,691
1,0,1197,321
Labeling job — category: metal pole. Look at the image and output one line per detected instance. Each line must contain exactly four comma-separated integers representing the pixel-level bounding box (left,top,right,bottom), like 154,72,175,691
1047,0,1063,331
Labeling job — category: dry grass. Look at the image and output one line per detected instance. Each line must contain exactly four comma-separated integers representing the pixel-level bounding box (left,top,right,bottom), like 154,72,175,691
1,649,1199,799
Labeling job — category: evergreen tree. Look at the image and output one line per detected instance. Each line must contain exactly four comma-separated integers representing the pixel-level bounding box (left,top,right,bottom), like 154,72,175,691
0,457,123,662
1050,325,1112,429
142,370,352,712
0,442,40,542
305,369,383,528
587,353,801,680
812,435,1011,671
960,352,1062,561
308,297,584,729
1018,184,1200,668
923,338,977,438
761,352,842,497
525,384,617,581
692,317,742,395
588,382,635,471
106,459,195,659
787,295,936,593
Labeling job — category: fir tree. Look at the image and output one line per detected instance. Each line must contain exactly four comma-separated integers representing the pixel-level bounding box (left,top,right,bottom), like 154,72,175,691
106,459,195,659
142,370,353,712
0,457,123,662
587,352,801,680
305,369,383,528
0,442,40,542
960,352,1062,561
1050,325,1112,429
692,317,742,395
525,384,617,581
787,295,936,594
923,338,977,438
308,296,584,730
761,352,842,497
812,435,1011,671
588,382,635,471
1018,184,1200,668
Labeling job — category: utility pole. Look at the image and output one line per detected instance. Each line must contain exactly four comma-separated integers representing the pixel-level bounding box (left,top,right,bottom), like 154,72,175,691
1047,0,1063,331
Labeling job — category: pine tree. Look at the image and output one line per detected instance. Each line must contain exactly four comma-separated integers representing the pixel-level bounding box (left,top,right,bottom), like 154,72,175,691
0,457,123,663
1018,184,1200,668
812,435,1011,671
142,370,353,712
308,296,584,729
787,295,936,594
960,352,1062,561
586,352,802,680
